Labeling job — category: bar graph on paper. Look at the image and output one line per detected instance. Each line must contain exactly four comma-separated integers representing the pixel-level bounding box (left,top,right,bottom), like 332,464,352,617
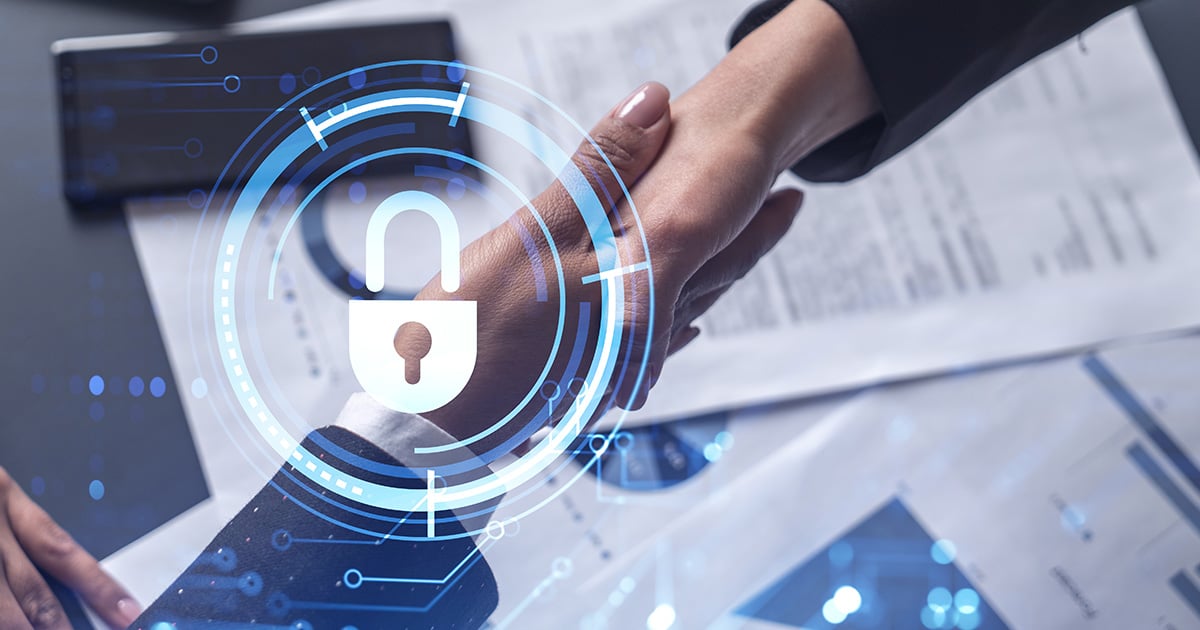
1084,354,1200,619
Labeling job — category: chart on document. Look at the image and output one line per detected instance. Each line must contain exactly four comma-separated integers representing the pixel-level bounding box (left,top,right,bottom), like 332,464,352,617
480,334,1200,629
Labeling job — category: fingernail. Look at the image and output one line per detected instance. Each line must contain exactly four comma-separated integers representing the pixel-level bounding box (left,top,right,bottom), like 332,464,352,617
117,597,142,626
614,82,669,128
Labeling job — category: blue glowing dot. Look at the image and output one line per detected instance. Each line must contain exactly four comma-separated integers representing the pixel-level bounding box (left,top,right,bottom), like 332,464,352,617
702,443,722,462
714,431,734,450
829,541,854,567
349,69,367,90
191,377,208,399
822,598,848,624
88,480,105,501
921,604,948,629
183,138,203,159
223,75,241,94
30,476,45,496
152,623,173,630
619,576,636,593
31,374,45,394
446,61,466,83
646,604,676,630
954,588,980,614
279,72,297,95
187,189,207,209
931,539,957,565
927,587,953,612
302,66,321,86
832,585,862,615
348,181,367,204
446,177,466,200
200,45,218,65
149,377,166,398
956,609,981,630
129,376,145,397
89,402,104,422
88,375,104,396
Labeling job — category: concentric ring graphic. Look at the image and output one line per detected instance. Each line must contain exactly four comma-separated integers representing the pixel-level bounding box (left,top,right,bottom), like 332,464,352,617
193,61,655,539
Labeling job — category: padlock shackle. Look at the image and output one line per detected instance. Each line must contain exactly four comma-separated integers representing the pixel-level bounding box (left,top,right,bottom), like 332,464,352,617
364,190,462,294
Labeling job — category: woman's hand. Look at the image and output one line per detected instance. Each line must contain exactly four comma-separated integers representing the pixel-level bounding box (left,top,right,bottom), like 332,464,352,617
0,467,140,630
400,82,804,453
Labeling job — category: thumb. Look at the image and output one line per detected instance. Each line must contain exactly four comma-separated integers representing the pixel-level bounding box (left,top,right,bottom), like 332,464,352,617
569,82,671,213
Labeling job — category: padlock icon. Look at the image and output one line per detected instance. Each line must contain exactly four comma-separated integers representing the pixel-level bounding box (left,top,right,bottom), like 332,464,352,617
348,190,477,414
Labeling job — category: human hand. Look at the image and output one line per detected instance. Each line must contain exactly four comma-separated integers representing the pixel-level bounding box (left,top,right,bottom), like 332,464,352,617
400,81,805,453
0,467,140,630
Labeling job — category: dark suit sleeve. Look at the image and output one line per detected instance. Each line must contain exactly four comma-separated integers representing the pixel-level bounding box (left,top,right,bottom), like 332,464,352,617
129,426,498,630
730,0,1138,182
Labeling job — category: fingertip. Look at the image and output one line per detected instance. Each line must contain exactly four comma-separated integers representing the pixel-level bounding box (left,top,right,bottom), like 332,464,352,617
114,597,141,629
611,82,671,129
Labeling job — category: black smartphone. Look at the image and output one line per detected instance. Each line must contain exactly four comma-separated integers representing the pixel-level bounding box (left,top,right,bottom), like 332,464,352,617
53,20,472,207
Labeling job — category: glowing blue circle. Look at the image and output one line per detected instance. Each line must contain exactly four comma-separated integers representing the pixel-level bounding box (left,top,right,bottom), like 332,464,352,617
349,69,367,90
921,605,948,629
956,609,981,630
647,604,676,630
200,46,218,65
832,585,862,614
829,541,854,567
931,539,957,564
954,588,980,614
128,376,145,397
149,376,166,398
279,73,297,95
183,138,203,159
822,599,848,624
223,75,241,94
88,375,104,396
192,377,208,399
205,61,653,536
447,61,466,83
928,587,953,612
348,181,366,204
702,442,722,462
88,479,105,500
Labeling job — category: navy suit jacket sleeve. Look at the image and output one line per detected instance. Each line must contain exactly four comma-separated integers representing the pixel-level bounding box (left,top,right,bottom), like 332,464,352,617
731,0,1138,182
129,426,498,630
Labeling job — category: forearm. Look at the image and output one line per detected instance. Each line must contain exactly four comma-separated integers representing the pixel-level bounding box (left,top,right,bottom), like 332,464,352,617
725,0,1138,181
674,0,878,177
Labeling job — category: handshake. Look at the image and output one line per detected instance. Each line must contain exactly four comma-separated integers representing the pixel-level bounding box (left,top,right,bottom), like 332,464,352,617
396,0,877,453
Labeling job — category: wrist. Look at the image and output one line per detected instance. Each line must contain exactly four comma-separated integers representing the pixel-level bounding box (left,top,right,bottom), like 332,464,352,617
687,0,878,174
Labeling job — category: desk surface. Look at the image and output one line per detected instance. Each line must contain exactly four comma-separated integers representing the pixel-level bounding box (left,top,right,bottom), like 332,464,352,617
0,0,1197,619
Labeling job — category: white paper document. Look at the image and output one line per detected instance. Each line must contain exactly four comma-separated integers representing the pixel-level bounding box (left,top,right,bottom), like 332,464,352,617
483,333,1200,629
486,4,1200,423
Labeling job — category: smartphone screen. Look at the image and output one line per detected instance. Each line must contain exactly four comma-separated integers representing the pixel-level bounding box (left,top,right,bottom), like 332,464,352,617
54,20,472,207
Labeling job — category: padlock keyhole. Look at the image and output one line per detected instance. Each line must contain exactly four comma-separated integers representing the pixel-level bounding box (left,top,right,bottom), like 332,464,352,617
394,322,432,385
